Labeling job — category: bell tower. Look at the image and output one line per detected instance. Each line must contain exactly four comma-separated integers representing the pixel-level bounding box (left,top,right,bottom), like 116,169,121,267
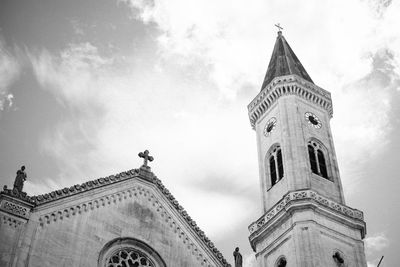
248,30,367,266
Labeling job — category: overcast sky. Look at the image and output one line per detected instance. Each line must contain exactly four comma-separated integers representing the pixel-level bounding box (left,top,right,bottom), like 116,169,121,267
0,0,399,266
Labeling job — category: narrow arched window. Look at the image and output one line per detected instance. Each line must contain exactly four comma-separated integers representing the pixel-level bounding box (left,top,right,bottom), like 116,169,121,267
308,145,318,174
308,140,329,179
267,145,284,187
277,149,284,179
317,150,328,178
270,156,277,186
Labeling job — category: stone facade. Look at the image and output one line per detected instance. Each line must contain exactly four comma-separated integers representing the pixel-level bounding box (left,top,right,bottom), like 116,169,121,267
0,166,230,267
248,32,367,266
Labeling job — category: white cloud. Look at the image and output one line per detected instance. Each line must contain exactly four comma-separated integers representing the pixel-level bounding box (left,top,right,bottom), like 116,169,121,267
173,186,256,237
365,232,390,252
28,41,259,239
364,233,389,267
26,0,400,256
0,39,20,111
30,42,112,107
367,256,386,267
24,178,61,196
122,0,400,193
243,253,256,267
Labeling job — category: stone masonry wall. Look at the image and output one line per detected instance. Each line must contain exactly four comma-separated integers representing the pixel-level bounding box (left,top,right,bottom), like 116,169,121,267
5,178,222,267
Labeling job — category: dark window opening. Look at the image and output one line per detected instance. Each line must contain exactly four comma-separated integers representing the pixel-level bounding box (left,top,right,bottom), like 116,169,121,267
277,257,287,267
308,145,318,174
277,149,284,179
270,156,277,186
317,150,328,178
333,252,344,265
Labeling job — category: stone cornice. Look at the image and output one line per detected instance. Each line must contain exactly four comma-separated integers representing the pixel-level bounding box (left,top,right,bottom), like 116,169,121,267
0,193,35,220
248,189,365,250
248,75,333,129
12,166,230,267
30,169,141,205
1,186,36,205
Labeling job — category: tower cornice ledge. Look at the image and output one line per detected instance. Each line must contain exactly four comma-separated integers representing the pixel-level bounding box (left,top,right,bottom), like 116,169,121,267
248,75,333,129
248,189,366,251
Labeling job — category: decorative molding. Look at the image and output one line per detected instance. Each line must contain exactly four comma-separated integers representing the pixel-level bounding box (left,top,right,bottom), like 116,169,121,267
248,190,364,238
1,214,24,228
247,74,333,129
31,169,141,205
1,165,230,266
1,186,35,204
38,185,226,267
0,199,30,219
34,173,230,267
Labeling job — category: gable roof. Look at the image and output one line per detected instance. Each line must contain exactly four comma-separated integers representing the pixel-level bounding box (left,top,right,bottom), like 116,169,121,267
18,166,231,267
261,31,313,90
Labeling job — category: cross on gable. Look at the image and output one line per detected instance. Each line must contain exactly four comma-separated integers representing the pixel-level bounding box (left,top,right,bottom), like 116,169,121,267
138,150,154,167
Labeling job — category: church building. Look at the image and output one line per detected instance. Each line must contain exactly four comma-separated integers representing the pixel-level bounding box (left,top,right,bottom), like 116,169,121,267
0,152,231,267
246,30,367,266
0,30,367,267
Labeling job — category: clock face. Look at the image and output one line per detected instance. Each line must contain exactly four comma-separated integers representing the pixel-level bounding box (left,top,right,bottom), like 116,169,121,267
305,112,322,128
264,117,277,137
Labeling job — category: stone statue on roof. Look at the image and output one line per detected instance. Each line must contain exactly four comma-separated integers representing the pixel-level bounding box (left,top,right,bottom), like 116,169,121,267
13,166,27,193
233,247,242,267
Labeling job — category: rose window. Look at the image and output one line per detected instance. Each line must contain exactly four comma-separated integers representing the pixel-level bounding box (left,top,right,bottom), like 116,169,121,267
106,248,154,267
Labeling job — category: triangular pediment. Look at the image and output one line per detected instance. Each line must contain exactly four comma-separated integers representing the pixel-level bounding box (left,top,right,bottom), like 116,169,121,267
27,166,230,267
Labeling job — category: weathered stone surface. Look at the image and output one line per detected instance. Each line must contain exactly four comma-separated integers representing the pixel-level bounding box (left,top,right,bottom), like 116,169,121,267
248,33,367,266
0,168,230,267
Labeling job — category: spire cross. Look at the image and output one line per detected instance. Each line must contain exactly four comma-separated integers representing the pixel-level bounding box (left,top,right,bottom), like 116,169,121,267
275,23,283,32
138,150,154,167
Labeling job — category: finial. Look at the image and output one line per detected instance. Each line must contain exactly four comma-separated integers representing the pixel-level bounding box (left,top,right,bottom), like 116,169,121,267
138,150,154,167
275,23,283,35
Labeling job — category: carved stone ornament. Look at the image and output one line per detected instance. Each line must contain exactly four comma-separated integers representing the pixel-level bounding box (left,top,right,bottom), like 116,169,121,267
248,75,333,129
0,199,30,219
248,189,365,239
1,185,35,204
29,163,230,267
1,157,230,266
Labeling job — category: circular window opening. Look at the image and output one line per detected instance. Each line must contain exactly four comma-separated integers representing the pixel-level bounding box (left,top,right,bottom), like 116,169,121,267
106,248,153,267
99,238,166,267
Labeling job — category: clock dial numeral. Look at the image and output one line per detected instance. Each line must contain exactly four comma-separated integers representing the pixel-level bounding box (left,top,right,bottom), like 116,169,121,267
264,117,277,137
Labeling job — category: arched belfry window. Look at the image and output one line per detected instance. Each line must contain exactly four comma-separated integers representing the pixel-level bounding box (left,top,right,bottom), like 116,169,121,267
267,144,284,187
308,140,329,179
98,238,166,267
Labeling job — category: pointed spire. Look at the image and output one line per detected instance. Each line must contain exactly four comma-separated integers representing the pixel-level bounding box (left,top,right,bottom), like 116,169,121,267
261,31,313,90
